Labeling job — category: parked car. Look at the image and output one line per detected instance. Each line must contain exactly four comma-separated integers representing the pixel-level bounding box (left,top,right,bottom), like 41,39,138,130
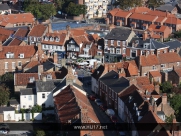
95,99,102,106
99,104,107,111
110,115,118,123
88,94,96,101
105,109,115,116
0,130,8,134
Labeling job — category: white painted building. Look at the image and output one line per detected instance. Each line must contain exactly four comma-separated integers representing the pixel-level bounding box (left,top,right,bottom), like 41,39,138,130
4,110,15,121
20,88,37,109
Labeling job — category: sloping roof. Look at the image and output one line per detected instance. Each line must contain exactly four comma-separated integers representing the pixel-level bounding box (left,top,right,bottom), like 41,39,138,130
0,45,37,59
164,17,181,24
136,76,151,86
164,40,181,50
148,24,169,32
128,60,138,76
109,8,122,16
0,107,15,113
140,55,160,66
156,4,175,12
0,3,10,10
146,10,175,17
28,24,47,37
73,35,89,45
174,68,181,77
129,7,151,13
114,10,132,18
8,38,22,46
9,99,19,105
14,28,29,38
42,33,66,46
14,73,39,86
20,88,36,95
105,28,133,40
0,13,34,25
91,65,105,80
36,80,61,92
0,27,14,36
129,13,157,22
158,52,181,64
149,71,161,77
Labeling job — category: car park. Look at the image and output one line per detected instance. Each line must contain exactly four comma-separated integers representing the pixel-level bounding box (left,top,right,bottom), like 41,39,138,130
105,109,115,116
99,104,107,111
95,99,102,106
88,94,96,101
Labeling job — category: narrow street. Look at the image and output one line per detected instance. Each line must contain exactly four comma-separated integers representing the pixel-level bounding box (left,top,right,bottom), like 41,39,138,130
78,70,119,136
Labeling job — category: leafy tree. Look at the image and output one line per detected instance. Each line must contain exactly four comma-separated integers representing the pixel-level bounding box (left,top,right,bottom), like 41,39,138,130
31,105,42,113
35,130,46,136
54,0,64,11
0,84,10,106
0,72,14,82
146,0,164,8
66,2,86,16
170,94,181,121
165,114,174,123
160,81,173,93
24,1,56,20
174,30,181,38
114,0,142,10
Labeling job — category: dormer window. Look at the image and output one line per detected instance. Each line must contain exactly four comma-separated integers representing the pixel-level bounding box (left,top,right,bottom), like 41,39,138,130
19,53,24,58
46,74,52,79
29,77,35,83
45,36,49,41
55,37,60,42
6,52,14,58
50,37,54,41
152,65,156,70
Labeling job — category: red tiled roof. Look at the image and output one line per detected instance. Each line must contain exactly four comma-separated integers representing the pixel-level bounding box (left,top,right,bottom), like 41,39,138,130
0,13,34,24
129,13,158,22
158,52,181,64
0,46,37,59
24,60,39,69
164,17,181,24
14,28,29,38
41,33,66,46
28,24,47,37
147,10,175,17
148,24,169,32
149,71,161,77
0,27,14,36
140,55,160,66
8,38,22,46
136,76,151,86
128,60,138,76
0,35,8,42
14,73,39,86
175,68,181,77
152,34,161,39
114,10,132,18
155,16,167,23
129,7,151,13
109,8,122,16
73,35,89,45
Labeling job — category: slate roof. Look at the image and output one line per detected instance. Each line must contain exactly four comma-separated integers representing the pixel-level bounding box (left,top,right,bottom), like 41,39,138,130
91,65,104,80
105,28,133,40
20,88,36,95
128,38,169,49
24,60,55,73
9,99,19,105
100,70,129,93
36,79,62,92
0,107,15,113
156,4,175,12
0,3,10,10
164,40,181,50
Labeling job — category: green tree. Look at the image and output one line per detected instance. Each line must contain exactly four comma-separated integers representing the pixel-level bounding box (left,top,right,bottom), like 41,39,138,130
174,30,181,38
160,81,173,93
146,0,164,8
35,130,46,136
114,0,142,10
170,94,181,121
54,0,64,11
31,105,42,113
66,2,86,16
0,72,14,82
0,84,10,106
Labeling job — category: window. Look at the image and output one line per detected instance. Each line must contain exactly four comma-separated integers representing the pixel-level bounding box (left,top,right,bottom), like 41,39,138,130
116,49,120,54
152,65,156,70
123,48,126,54
12,62,15,69
5,62,8,69
19,53,24,58
123,41,126,46
44,36,49,41
42,103,45,107
28,96,32,101
111,40,114,45
29,77,35,83
55,37,60,42
117,41,120,46
110,48,114,54
42,93,45,98
18,61,22,67
161,64,165,68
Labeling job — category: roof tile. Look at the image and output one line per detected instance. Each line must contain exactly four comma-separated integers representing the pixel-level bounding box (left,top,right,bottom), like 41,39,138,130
28,24,47,37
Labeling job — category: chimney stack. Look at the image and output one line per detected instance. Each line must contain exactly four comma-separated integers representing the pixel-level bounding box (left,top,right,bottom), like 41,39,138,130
143,31,148,40
42,76,46,82
162,93,167,104
0,40,2,51
53,52,58,64
38,64,43,74
160,35,163,42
